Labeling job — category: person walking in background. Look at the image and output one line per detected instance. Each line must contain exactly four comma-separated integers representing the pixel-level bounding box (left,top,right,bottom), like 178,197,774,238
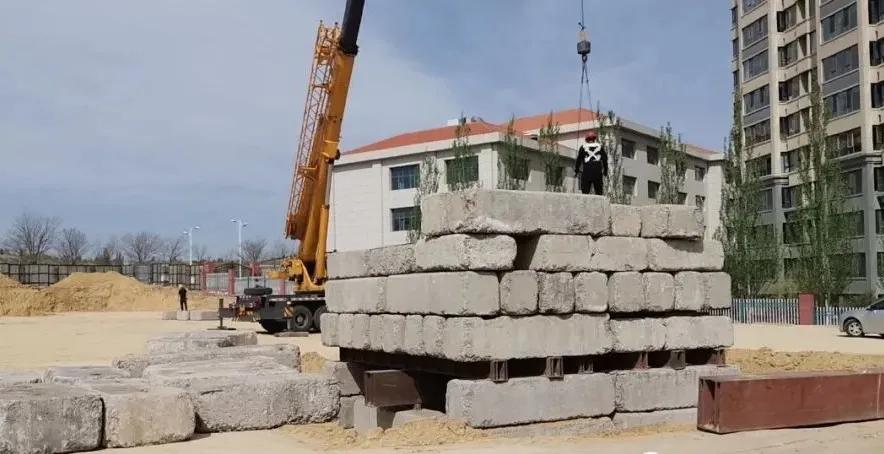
574,131,608,195
178,284,188,311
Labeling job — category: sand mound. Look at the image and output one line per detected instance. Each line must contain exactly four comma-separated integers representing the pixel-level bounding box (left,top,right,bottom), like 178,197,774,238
299,352,327,374
0,274,25,288
0,271,217,316
729,347,884,374
283,419,487,449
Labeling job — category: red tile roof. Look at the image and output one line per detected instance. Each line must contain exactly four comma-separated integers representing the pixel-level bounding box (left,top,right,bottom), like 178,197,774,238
510,108,599,132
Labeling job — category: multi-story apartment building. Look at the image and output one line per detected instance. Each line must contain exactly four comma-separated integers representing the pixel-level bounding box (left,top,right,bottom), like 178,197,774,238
733,0,884,294
327,109,723,252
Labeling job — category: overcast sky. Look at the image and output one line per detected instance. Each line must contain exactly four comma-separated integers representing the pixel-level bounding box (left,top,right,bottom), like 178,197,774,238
0,1,731,256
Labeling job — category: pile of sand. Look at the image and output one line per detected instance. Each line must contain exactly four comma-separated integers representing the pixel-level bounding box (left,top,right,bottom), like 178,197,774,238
299,352,327,374
0,272,217,316
729,347,884,374
283,420,488,449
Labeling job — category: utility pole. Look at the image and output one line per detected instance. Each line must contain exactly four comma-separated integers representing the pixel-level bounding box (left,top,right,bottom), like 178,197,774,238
183,226,200,265
231,219,248,277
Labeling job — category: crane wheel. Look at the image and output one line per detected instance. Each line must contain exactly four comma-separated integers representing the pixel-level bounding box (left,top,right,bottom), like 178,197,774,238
312,305,327,332
258,320,287,334
290,305,313,331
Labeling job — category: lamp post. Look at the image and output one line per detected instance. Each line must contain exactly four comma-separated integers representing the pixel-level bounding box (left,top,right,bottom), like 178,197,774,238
231,219,248,277
183,226,200,265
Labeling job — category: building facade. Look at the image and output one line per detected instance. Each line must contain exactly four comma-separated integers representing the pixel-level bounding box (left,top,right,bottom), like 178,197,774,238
327,109,723,252
733,0,884,294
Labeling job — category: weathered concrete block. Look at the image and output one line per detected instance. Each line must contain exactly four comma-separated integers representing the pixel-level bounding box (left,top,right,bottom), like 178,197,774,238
321,361,364,396
353,397,392,434
484,417,614,438
613,365,740,411
646,239,724,271
665,316,734,349
705,272,732,309
335,313,353,348
0,370,41,386
387,271,499,316
391,409,446,427
643,272,675,312
114,344,300,378
188,309,218,321
607,272,644,313
499,270,538,315
382,314,407,353
403,315,424,355
327,250,369,279
369,315,384,351
537,272,575,314
320,312,339,347
350,314,371,350
590,237,648,271
612,408,697,430
574,272,608,313
421,315,446,357
385,273,431,314
0,383,103,453
446,374,615,428
161,311,177,320
421,189,612,237
442,317,486,361
516,235,594,272
325,277,386,314
674,271,704,311
366,244,417,276
640,205,703,239
176,310,190,321
145,330,257,354
43,366,131,384
611,204,641,237
610,318,666,352
337,395,361,429
416,234,516,271
84,382,194,448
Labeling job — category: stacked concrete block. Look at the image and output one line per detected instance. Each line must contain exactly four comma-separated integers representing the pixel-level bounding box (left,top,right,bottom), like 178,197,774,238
145,330,257,354
113,344,301,377
324,190,735,430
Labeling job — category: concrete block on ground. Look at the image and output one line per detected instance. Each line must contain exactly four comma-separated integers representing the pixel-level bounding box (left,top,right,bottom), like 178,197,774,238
84,382,194,448
416,234,516,271
338,395,362,429
320,312,338,347
387,271,499,316
366,244,416,276
665,316,734,349
369,315,384,351
327,250,369,279
515,235,594,272
705,272,732,309
590,237,648,271
613,365,740,411
446,374,615,428
403,315,424,355
145,330,257,354
484,417,614,438
161,311,177,320
0,383,103,453
421,316,446,357
640,205,703,239
643,272,675,312
421,189,611,237
381,314,406,353
0,370,41,386
674,271,704,311
646,239,724,271
391,409,446,427
352,397,401,434
612,408,697,430
537,272,575,314
499,270,538,315
321,361,364,396
611,204,641,237
176,310,190,321
574,272,608,313
43,366,131,385
188,309,218,321
607,272,644,313
610,318,666,352
325,277,386,314
114,344,300,378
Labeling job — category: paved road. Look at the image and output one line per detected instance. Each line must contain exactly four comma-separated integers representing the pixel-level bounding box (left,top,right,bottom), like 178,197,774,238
734,323,884,354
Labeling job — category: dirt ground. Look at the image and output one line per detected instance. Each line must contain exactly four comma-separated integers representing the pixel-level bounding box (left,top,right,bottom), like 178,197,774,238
4,312,884,453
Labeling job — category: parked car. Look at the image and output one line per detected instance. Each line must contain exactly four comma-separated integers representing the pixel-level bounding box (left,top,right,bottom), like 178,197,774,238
839,300,884,337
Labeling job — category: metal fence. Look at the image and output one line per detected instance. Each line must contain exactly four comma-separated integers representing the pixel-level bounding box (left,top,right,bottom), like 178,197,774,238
710,298,857,326
204,272,289,296
0,263,201,289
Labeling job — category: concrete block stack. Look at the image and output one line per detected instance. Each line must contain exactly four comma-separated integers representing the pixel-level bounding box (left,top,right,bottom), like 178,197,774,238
322,189,736,430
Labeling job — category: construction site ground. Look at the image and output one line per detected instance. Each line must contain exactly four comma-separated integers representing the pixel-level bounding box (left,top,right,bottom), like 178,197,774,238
3,312,884,453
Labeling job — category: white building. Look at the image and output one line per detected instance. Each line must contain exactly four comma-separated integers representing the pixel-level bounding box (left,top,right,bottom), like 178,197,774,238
328,109,724,252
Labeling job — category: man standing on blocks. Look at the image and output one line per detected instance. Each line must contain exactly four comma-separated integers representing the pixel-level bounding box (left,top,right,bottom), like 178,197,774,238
574,131,609,195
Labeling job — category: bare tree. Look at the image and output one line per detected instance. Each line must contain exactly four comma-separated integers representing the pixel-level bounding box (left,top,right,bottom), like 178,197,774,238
162,236,186,263
56,228,90,264
94,236,124,265
121,232,163,263
268,240,295,259
193,244,210,262
240,238,267,263
3,212,60,263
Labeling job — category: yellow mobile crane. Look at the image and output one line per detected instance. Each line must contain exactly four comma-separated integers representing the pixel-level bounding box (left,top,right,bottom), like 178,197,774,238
235,0,364,334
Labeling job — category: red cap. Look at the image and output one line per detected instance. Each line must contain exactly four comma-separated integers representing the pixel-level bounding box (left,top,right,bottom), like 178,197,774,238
585,131,598,141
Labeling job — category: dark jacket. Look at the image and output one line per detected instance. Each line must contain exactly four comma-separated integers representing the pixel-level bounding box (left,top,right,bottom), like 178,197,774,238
178,286,187,302
575,141,609,180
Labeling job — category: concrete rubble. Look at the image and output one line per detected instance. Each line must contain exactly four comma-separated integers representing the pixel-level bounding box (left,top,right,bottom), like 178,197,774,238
145,330,257,354
113,343,301,377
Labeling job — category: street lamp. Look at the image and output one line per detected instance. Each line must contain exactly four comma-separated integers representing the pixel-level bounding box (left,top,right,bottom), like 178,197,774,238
183,226,200,266
231,219,248,277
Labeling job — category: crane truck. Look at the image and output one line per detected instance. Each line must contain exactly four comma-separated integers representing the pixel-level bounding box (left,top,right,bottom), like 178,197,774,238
232,0,364,334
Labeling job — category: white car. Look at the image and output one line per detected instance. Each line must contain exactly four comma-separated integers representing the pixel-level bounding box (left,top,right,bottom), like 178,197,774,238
839,300,884,337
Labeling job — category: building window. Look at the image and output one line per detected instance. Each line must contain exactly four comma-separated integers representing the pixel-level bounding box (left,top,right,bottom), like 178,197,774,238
824,86,861,119
744,85,769,113
873,82,884,108
827,128,862,157
759,189,773,211
848,253,867,278
875,167,884,191
745,119,771,144
732,39,739,59
778,38,801,67
782,148,802,173
871,0,884,24
732,6,738,27
445,156,479,186
779,111,803,138
843,169,863,195
503,157,530,181
871,38,884,66
623,175,636,196
782,185,800,209
743,0,765,12
695,195,705,210
846,210,865,236
779,72,805,102
777,6,799,32
743,50,769,81
742,16,768,47
747,155,772,177
875,125,884,150
622,139,636,159
391,206,419,232
646,146,659,165
733,70,740,88
821,3,857,42
648,181,660,200
783,220,803,244
822,45,859,82
677,192,687,204
876,209,884,233
390,164,419,190
694,166,706,182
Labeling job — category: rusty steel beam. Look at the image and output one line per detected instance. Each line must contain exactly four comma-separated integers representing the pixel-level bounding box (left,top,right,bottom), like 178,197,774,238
698,371,884,434
363,370,422,408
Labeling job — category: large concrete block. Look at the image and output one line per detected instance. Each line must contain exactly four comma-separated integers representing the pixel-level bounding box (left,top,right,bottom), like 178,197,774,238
337,395,361,429
705,272,732,309
643,272,675,312
350,314,372,350
665,316,734,349
145,330,257,354
176,310,190,321
516,235,594,272
387,271,499,316
442,317,486,361
366,244,417,276
114,344,300,378
607,272,644,313
674,271,705,311
416,234,516,271
325,277,386,314
390,409,447,427
335,313,353,348
381,314,406,353
403,315,424,355
84,382,194,448
574,272,608,313
161,311,177,320
327,250,369,279
590,237,648,271
612,408,697,430
188,309,218,321
484,417,614,438
499,270,538,315
446,374,615,428
0,383,103,453
538,272,575,314
646,239,724,271
353,397,393,434
610,318,666,352
0,370,41,386
613,366,740,411
640,205,704,239
611,204,641,237
369,315,384,351
43,366,131,384
321,361,364,396
320,312,339,347
421,189,612,237
421,315,446,357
